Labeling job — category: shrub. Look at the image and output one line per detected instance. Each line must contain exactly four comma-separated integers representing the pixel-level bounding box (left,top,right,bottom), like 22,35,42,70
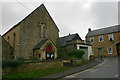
73,59,87,66
68,50,85,59
56,37,62,59
2,60,23,68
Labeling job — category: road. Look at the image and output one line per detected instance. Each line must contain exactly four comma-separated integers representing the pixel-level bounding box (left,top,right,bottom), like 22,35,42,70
61,57,119,79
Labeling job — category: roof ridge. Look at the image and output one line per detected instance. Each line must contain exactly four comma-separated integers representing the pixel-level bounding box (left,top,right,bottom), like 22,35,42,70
60,33,78,38
91,24,119,32
86,24,120,37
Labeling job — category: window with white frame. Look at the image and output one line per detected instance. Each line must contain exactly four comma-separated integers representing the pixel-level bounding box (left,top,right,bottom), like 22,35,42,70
108,34,114,41
99,36,104,42
90,37,94,43
107,48,112,54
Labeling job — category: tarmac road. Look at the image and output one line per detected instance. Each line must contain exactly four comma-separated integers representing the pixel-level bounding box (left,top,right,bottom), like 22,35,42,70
61,57,119,80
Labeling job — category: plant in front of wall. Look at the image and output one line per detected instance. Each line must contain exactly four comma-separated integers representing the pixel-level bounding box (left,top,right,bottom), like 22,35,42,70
2,60,23,68
67,50,85,59
56,37,62,59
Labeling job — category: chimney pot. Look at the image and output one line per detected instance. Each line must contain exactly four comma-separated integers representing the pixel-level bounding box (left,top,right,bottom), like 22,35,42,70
88,28,91,32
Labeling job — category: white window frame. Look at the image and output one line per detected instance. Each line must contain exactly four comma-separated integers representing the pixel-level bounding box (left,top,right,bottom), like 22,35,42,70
107,48,113,54
108,34,114,41
98,36,104,42
90,37,94,43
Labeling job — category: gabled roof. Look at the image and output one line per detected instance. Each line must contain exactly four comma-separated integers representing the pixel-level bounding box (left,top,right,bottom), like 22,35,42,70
33,38,56,49
33,39,48,49
60,33,82,47
86,25,120,37
2,4,59,37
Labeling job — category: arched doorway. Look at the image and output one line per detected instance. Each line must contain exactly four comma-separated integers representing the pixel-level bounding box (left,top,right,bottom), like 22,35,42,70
46,44,54,60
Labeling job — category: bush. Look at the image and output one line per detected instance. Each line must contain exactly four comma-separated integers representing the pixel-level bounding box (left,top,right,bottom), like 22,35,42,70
73,59,87,66
2,60,23,68
56,37,62,59
68,50,85,59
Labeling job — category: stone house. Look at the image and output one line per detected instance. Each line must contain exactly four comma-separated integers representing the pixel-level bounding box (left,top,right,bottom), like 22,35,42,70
2,4,59,60
60,33,92,61
86,25,120,57
0,35,13,60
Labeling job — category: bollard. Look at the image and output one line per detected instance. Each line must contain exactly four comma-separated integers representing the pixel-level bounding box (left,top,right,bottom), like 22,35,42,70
101,56,102,60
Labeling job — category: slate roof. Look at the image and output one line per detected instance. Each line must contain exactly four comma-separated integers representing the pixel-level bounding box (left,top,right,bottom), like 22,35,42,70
34,39,48,49
86,25,120,37
60,33,82,47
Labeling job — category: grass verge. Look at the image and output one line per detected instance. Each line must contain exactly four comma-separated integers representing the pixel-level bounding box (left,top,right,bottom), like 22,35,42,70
2,66,71,78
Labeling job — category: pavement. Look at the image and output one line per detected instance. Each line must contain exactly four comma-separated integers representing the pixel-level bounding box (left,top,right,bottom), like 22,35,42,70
42,58,104,79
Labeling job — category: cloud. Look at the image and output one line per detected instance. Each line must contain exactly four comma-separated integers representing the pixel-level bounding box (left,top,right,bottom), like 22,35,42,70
1,2,118,40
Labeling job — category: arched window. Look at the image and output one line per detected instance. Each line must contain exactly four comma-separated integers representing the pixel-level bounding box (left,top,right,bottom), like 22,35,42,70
7,36,9,39
43,26,46,37
38,21,46,38
38,26,41,37
7,36,9,42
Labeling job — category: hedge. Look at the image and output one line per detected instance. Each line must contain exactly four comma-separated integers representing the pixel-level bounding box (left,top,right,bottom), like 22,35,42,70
67,50,85,59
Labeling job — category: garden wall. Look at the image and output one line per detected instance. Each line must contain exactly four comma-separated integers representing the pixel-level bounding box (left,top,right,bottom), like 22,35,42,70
3,60,63,74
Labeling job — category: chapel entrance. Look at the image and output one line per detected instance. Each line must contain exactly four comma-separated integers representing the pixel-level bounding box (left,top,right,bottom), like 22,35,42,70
46,44,54,60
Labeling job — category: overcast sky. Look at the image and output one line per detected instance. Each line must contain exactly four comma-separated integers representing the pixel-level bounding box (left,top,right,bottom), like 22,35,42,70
0,0,119,40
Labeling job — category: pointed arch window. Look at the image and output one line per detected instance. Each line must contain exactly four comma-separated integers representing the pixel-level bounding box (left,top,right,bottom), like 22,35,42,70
38,26,41,37
38,21,46,38
7,36,10,42
43,26,46,37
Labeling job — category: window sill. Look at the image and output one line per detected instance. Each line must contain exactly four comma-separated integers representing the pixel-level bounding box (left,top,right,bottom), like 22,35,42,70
99,41,104,42
108,53,113,55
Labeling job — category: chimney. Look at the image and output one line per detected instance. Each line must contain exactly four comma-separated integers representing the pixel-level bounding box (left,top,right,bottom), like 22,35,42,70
88,28,91,32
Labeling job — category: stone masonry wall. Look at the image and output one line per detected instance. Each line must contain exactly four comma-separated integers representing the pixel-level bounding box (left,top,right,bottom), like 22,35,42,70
1,36,13,60
86,32,120,57
19,4,59,59
3,25,20,59
3,60,63,74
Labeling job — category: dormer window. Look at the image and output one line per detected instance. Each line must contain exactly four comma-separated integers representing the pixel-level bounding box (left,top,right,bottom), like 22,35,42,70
108,34,114,41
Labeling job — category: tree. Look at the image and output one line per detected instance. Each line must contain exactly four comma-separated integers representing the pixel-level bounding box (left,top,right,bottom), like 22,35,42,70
56,37,62,59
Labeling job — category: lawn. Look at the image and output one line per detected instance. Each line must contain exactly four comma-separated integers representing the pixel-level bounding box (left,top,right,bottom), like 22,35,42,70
2,66,71,78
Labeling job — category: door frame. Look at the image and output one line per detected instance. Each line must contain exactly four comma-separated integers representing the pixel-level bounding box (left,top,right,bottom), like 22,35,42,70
116,43,120,56
98,48,102,56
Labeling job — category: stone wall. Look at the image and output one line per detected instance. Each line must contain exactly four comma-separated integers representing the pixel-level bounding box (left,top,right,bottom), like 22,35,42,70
3,60,63,74
2,4,59,59
19,4,59,59
3,25,20,59
86,32,120,57
1,36,13,60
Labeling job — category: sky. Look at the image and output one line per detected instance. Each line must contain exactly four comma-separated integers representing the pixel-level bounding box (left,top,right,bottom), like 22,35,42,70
0,0,119,40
